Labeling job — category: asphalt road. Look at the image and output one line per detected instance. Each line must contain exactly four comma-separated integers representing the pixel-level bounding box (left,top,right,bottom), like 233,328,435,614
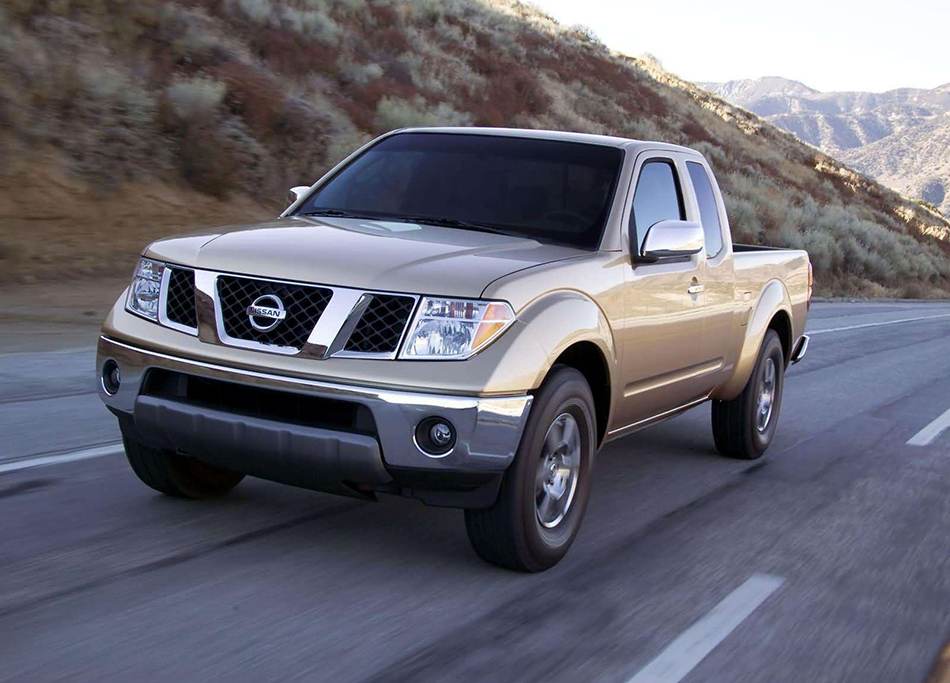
1,301,950,682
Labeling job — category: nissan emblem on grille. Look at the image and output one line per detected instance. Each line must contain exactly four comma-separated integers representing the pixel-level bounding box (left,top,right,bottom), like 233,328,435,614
246,294,287,332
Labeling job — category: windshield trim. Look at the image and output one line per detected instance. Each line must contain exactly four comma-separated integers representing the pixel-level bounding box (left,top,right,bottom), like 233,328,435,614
291,132,625,251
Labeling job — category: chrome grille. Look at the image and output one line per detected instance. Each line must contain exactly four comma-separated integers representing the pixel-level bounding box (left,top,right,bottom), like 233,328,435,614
216,275,332,350
165,267,197,329
344,294,416,354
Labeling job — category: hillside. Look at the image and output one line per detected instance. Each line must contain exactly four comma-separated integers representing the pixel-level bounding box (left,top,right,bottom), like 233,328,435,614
2,0,949,298
702,77,950,217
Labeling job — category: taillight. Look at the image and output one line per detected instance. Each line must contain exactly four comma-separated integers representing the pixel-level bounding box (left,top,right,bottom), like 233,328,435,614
807,261,813,309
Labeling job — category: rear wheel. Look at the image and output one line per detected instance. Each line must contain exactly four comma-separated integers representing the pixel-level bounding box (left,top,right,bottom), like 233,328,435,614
711,329,785,460
124,438,244,499
464,366,596,572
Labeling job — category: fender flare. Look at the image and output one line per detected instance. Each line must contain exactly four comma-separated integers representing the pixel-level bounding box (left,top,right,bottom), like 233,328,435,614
485,290,618,408
715,279,792,401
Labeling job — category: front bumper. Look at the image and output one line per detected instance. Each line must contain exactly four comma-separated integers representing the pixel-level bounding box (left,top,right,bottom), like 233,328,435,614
97,336,533,505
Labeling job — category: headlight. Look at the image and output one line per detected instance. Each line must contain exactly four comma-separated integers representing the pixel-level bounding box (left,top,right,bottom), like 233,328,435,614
126,257,165,321
400,297,515,360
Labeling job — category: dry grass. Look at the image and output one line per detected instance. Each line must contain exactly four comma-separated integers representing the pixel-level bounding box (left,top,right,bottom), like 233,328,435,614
1,0,949,296
0,149,275,284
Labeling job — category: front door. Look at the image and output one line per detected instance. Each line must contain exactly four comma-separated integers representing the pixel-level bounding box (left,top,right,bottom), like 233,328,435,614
613,153,713,433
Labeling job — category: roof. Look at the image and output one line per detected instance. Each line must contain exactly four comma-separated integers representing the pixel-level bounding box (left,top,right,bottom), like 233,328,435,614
395,126,699,156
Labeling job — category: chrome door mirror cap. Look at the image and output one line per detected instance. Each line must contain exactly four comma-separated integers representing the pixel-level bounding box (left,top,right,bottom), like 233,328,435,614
639,220,705,262
287,186,311,206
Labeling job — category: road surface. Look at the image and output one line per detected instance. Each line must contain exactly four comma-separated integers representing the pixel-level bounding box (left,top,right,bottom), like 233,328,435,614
1,301,949,682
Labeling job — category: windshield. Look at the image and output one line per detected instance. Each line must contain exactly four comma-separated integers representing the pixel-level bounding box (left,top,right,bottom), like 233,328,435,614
295,133,624,249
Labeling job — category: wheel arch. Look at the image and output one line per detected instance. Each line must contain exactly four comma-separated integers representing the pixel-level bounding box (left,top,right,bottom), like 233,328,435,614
768,308,793,366
552,341,611,446
715,279,793,401
512,290,618,446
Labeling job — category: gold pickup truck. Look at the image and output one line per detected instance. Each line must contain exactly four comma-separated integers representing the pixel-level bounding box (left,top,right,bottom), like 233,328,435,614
97,128,811,571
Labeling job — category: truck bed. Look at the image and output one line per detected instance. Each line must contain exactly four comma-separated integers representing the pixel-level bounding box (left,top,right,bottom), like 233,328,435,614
732,245,810,346
733,243,785,252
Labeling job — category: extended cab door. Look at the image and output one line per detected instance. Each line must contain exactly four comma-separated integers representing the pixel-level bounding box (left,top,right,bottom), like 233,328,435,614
683,159,735,384
613,151,714,434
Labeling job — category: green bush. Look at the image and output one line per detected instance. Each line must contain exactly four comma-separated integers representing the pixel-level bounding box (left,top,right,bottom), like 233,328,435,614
373,96,473,131
166,77,226,121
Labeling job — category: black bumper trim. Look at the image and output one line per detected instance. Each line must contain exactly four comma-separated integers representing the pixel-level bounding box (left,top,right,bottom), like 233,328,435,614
131,396,392,495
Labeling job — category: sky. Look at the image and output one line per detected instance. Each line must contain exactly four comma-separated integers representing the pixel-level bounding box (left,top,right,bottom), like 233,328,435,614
529,0,950,93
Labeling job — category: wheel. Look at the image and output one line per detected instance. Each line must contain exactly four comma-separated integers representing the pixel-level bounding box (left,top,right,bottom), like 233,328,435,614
711,329,785,460
124,437,244,499
464,366,596,572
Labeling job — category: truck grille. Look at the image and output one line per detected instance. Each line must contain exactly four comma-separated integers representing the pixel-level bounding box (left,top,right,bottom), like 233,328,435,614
216,275,332,350
344,294,416,354
152,267,416,357
165,267,197,329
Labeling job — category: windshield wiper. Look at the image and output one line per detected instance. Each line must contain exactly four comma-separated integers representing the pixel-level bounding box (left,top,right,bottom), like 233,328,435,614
299,210,527,238
297,209,377,219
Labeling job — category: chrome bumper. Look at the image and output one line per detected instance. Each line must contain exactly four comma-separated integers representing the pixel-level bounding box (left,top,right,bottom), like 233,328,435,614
96,336,533,474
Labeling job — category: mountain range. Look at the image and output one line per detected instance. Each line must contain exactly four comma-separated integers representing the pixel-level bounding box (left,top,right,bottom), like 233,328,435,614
701,77,950,216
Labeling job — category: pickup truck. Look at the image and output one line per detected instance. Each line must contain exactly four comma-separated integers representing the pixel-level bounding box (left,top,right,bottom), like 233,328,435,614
97,128,811,571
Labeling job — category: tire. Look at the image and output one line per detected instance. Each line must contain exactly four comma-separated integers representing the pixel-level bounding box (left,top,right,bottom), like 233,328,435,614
711,329,785,460
464,366,597,572
124,437,245,499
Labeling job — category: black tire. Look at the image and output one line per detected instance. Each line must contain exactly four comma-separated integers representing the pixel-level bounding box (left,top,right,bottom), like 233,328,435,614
712,329,785,460
124,437,244,499
464,366,597,572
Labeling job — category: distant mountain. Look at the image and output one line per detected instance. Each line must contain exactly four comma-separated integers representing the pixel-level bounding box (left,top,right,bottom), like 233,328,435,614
701,77,950,216
698,76,819,102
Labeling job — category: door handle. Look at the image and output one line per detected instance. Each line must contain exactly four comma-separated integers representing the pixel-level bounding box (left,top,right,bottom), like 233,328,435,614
687,283,705,295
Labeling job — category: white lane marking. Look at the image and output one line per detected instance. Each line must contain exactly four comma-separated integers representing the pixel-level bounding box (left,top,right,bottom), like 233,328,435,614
0,443,123,475
808,313,950,335
628,573,785,683
908,407,950,447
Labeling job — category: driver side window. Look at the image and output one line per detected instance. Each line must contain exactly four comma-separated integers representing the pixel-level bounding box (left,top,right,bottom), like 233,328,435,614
630,160,685,253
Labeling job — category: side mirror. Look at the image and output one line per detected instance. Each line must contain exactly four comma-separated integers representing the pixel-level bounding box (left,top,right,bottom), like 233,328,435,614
287,186,310,205
640,220,704,262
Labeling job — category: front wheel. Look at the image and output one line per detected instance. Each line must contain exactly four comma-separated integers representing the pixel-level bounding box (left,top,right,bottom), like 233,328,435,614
124,438,245,499
711,329,785,460
464,366,596,572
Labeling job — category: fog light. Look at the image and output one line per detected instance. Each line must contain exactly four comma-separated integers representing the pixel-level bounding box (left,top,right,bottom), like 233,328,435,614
101,360,121,395
430,422,453,446
415,417,456,457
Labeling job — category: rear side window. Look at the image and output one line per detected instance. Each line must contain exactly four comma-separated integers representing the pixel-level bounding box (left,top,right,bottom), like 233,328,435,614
631,160,685,252
687,161,724,257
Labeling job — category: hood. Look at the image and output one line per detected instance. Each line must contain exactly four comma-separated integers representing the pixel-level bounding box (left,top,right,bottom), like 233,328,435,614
145,216,585,297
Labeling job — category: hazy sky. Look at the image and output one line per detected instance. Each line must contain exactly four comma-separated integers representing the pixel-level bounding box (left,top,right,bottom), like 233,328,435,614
530,0,949,92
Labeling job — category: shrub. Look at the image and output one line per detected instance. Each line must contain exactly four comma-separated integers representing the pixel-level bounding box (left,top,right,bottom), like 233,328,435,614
567,24,602,47
373,96,473,131
217,64,286,136
165,77,226,121
178,116,266,197
235,0,273,24
278,5,340,45
337,58,384,85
